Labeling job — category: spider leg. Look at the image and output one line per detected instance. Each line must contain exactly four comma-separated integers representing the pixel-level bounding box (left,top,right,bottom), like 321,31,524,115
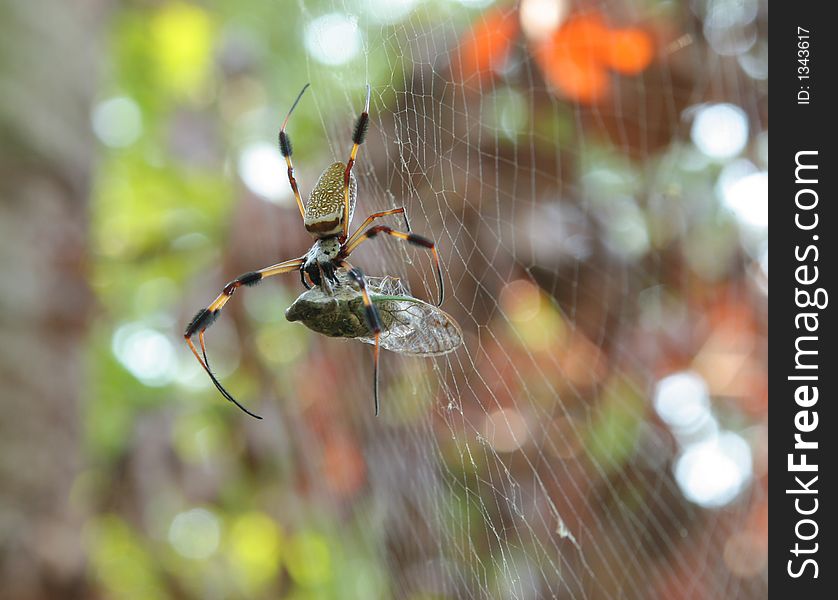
345,207,411,248
184,256,305,418
318,261,339,295
300,267,313,290
341,225,444,306
340,260,383,416
341,84,371,240
190,331,262,419
278,83,310,221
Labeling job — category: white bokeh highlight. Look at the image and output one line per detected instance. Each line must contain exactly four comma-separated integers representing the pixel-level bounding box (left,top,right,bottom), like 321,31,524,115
655,371,753,508
112,323,178,387
168,508,221,559
654,371,712,435
675,432,753,508
305,13,362,66
455,0,496,7
520,0,568,41
238,141,292,205
691,103,749,159
722,170,768,229
92,96,143,148
361,0,418,24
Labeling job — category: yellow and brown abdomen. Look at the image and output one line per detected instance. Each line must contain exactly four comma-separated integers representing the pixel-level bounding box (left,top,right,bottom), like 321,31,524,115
304,162,357,238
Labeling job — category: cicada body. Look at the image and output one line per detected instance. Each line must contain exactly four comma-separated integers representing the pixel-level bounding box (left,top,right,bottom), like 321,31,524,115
285,275,462,356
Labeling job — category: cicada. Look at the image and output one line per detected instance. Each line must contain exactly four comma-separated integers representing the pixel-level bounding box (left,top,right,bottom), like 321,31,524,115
285,274,462,357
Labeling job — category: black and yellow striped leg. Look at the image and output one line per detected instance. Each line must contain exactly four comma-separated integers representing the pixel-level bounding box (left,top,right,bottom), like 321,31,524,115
345,207,411,248
341,225,445,306
278,83,311,221
341,84,371,240
341,261,383,416
184,257,304,418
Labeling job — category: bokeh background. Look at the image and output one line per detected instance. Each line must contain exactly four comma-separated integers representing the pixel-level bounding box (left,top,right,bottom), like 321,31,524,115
1,0,767,598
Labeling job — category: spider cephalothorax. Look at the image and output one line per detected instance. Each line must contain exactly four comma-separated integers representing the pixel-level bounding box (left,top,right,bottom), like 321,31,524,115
185,84,444,418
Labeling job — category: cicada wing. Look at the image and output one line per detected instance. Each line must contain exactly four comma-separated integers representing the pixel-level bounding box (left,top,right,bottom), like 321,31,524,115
358,295,463,356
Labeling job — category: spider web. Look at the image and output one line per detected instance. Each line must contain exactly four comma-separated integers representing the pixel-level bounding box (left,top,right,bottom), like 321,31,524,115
233,0,767,598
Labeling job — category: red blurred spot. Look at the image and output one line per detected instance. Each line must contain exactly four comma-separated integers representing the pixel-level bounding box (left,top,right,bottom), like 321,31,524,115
533,12,655,103
606,28,654,74
536,50,610,104
549,14,611,63
456,8,519,81
455,7,654,102
750,498,768,538
322,436,366,497
533,14,608,103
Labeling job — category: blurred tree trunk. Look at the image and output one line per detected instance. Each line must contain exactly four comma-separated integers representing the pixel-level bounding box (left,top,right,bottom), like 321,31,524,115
0,1,100,597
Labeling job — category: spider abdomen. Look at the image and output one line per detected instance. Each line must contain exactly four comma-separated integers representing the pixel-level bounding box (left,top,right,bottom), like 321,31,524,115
304,162,357,238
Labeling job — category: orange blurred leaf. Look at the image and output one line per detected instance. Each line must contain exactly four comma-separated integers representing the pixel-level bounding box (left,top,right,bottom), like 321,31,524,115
456,8,520,81
533,14,609,103
605,28,654,74
550,14,611,63
322,436,366,496
533,12,654,103
536,51,610,103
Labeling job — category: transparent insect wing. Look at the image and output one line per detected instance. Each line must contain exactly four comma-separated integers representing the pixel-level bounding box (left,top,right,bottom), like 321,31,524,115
360,291,462,356
347,275,461,355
